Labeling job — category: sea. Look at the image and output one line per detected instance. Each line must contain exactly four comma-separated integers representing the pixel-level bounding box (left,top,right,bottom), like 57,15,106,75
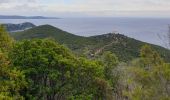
0,17,170,48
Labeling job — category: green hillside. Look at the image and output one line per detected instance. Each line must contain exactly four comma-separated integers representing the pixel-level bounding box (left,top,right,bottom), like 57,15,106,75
11,25,98,49
11,25,170,62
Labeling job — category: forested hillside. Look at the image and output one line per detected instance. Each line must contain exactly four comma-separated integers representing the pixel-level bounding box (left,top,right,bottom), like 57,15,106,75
11,25,170,62
1,24,170,100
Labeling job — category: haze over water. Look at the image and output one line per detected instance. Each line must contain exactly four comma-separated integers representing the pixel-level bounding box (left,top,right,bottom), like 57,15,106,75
0,17,170,47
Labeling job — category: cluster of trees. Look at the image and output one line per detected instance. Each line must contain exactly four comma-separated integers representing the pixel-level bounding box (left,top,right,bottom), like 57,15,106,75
119,45,170,100
0,25,27,99
0,25,118,100
0,25,170,100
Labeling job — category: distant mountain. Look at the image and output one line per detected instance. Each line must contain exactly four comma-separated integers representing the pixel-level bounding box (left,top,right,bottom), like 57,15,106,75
11,25,170,62
0,15,58,19
3,22,36,32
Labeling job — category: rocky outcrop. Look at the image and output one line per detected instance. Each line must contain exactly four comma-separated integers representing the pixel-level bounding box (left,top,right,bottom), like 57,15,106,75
3,22,36,32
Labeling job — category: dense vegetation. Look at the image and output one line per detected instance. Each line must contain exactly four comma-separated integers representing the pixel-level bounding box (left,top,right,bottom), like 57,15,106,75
1,25,170,100
11,25,170,62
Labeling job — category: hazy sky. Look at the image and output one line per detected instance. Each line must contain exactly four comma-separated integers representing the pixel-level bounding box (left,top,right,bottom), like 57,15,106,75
0,0,170,17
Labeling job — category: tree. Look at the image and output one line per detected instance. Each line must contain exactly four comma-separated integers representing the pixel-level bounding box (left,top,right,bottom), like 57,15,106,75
124,45,170,100
100,51,119,99
0,51,27,100
140,45,163,67
0,25,14,52
0,24,26,100
10,39,107,100
102,51,119,80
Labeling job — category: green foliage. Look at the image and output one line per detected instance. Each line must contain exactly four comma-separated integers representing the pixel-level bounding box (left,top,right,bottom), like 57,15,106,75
10,39,111,99
0,52,27,100
0,25,14,52
140,45,164,67
0,25,26,100
101,51,119,87
124,45,170,100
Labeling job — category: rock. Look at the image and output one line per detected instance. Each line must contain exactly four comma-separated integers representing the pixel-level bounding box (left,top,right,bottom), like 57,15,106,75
2,22,36,32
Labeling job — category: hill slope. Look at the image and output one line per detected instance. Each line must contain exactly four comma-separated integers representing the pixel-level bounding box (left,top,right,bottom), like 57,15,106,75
11,25,170,62
11,25,98,49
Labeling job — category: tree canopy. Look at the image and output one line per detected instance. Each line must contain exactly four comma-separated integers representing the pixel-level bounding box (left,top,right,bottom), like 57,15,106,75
0,25,13,52
10,39,114,100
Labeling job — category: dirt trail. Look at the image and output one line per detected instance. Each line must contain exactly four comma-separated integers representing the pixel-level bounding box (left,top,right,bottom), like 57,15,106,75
94,39,118,55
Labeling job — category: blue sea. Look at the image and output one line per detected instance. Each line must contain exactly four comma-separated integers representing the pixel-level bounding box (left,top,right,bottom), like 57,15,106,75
0,17,170,47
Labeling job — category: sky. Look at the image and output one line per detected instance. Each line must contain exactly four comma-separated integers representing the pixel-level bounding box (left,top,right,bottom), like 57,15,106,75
0,0,170,17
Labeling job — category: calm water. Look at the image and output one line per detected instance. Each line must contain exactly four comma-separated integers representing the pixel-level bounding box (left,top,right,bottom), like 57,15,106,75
0,17,170,47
